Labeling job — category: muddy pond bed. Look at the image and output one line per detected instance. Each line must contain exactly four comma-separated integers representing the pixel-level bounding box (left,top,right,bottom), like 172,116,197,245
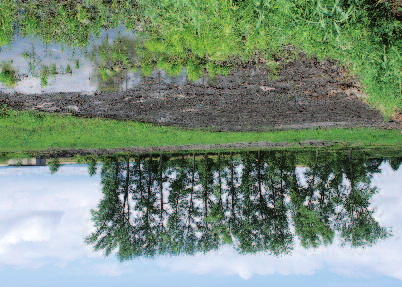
1,49,401,132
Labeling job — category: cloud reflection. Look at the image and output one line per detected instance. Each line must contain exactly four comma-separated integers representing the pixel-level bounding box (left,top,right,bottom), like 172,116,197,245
0,162,400,281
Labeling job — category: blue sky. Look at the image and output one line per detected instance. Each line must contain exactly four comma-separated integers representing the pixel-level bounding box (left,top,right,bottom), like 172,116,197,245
0,162,401,287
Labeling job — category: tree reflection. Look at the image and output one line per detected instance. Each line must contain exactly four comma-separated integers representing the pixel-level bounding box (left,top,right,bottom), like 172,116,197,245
91,34,140,92
85,149,393,261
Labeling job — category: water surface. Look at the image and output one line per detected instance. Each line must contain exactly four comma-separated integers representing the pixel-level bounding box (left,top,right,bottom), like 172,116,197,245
1,148,402,286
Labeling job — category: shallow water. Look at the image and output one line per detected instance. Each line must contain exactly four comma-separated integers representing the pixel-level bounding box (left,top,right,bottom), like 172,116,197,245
1,148,402,286
0,25,191,95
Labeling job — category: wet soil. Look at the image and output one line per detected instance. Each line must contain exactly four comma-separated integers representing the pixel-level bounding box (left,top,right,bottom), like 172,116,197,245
1,46,401,133
9,140,342,159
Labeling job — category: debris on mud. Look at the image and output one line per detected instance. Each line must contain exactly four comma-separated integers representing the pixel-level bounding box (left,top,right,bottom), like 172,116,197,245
1,48,401,132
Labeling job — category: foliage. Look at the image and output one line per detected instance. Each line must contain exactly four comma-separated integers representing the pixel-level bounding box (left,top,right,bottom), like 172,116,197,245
15,0,143,48
76,154,99,176
0,62,17,87
65,64,72,74
0,0,15,47
92,35,140,92
40,66,49,87
83,149,393,260
388,157,402,171
50,64,57,76
47,158,61,174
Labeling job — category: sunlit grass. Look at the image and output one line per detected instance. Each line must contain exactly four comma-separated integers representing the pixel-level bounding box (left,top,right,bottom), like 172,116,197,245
135,0,402,119
1,110,401,153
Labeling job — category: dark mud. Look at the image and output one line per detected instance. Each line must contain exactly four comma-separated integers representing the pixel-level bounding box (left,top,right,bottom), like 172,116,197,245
1,47,401,132
6,140,346,159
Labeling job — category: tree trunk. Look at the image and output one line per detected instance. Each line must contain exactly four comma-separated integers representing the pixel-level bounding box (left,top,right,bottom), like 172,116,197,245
123,155,130,220
159,153,164,229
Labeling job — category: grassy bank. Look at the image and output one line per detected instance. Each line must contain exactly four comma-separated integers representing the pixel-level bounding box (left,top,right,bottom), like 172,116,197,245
1,109,401,153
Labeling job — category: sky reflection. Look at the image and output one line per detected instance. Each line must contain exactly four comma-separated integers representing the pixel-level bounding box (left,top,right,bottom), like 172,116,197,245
0,161,401,286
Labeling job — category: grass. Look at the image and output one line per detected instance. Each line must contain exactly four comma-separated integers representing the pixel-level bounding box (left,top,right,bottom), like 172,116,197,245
1,109,401,153
135,0,402,119
0,62,17,87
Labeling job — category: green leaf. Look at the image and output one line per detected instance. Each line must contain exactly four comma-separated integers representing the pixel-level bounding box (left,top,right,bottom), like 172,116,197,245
334,21,341,35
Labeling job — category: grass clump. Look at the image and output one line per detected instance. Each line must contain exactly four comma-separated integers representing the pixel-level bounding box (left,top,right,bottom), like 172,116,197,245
65,64,72,74
0,62,17,87
0,104,10,118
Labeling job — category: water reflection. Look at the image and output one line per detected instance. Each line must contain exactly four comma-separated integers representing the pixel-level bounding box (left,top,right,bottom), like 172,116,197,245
67,149,396,260
2,148,402,283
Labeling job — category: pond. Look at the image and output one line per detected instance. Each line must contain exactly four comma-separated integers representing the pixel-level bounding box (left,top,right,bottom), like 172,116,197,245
1,148,402,286
1,2,402,285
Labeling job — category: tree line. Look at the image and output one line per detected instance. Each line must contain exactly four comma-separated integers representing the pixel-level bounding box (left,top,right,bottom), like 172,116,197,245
81,149,397,261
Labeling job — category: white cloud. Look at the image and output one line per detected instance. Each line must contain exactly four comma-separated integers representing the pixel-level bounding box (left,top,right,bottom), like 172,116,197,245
0,211,63,246
0,165,103,268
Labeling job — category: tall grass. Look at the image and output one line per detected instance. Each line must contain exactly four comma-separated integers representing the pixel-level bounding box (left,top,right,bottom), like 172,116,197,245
135,0,402,118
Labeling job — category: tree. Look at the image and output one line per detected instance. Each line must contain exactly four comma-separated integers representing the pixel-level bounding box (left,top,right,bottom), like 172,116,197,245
84,149,393,260
339,149,392,247
85,155,126,258
48,158,61,174
262,151,295,255
388,157,402,171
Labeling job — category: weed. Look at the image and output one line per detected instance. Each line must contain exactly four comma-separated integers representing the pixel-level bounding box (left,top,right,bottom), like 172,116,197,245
266,61,281,80
0,62,17,87
66,64,72,74
0,104,10,118
50,64,57,75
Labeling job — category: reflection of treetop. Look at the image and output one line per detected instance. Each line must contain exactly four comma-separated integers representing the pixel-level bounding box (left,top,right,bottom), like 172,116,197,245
85,150,393,261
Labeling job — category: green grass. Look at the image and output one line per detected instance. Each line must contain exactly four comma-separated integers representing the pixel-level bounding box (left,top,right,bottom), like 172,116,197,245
134,0,402,119
0,62,17,87
1,109,401,153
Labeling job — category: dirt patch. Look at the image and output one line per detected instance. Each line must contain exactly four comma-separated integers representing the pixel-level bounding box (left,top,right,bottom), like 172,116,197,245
1,47,401,132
